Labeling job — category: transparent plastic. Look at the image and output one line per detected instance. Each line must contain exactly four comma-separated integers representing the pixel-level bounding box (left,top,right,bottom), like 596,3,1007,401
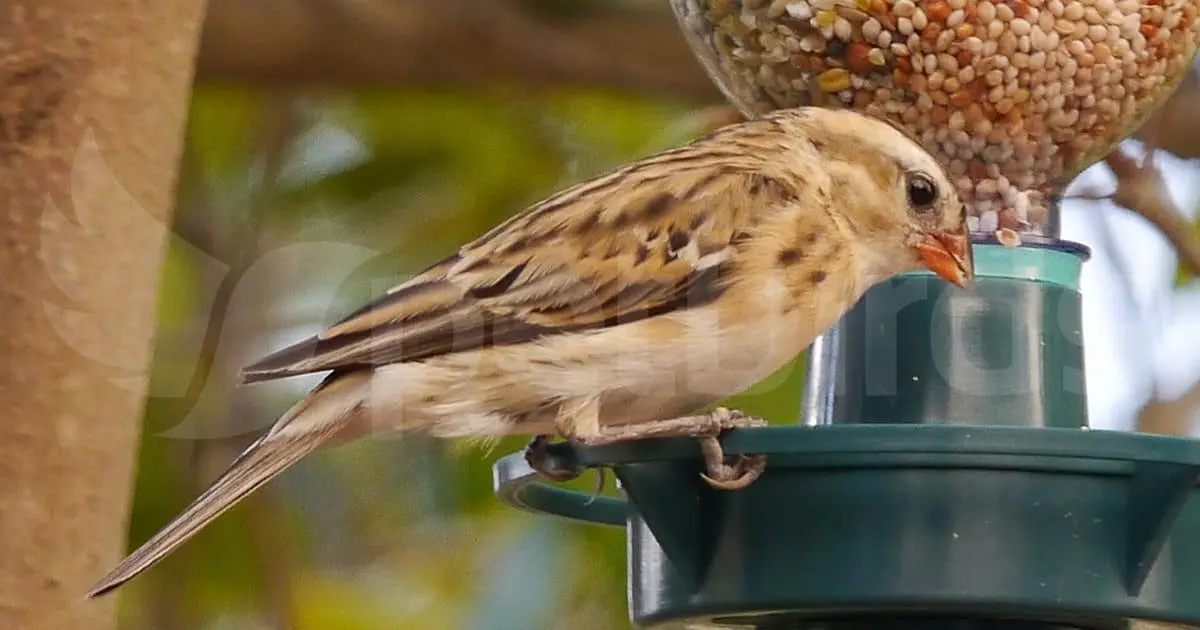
671,0,1200,236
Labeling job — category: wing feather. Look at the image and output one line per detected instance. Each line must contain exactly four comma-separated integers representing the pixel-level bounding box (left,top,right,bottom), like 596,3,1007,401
241,127,801,384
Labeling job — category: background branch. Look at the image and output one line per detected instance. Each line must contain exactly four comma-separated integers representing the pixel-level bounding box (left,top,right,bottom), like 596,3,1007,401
1136,380,1200,436
196,0,718,100
1131,69,1200,160
1103,150,1200,277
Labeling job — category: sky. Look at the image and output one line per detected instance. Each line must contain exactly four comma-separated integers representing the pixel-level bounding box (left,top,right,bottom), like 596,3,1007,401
1062,141,1200,432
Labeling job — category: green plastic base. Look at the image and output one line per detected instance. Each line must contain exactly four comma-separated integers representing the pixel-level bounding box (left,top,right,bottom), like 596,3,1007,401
746,615,1113,630
490,238,1200,629
493,425,1200,629
805,239,1090,429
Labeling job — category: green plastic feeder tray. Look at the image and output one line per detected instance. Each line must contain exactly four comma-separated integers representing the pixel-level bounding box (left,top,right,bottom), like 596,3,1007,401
491,237,1200,630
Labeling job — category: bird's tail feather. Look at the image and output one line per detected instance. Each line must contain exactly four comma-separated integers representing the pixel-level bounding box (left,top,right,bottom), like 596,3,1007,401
86,373,367,598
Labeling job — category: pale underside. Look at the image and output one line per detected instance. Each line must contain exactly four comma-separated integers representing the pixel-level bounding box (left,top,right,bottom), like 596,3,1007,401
366,269,851,442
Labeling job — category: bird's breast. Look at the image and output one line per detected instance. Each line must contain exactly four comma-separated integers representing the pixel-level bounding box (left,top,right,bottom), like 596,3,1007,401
579,294,823,426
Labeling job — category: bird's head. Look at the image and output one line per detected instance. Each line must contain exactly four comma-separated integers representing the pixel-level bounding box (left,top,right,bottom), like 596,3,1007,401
780,108,975,290
896,164,975,290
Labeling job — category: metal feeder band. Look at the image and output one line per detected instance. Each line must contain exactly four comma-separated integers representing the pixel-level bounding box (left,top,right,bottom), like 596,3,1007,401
492,239,1200,630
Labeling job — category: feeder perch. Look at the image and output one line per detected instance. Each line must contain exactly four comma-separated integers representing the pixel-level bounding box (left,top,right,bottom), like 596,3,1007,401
494,0,1200,627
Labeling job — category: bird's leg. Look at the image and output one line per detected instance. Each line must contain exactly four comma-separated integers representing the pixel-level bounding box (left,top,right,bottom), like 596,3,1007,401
561,404,768,491
568,406,766,444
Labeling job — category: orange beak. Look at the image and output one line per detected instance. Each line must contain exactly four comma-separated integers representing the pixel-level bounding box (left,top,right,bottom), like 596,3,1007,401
914,229,974,289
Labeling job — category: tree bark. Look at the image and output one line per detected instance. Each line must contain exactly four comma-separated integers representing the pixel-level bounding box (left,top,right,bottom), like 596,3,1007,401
0,2,207,629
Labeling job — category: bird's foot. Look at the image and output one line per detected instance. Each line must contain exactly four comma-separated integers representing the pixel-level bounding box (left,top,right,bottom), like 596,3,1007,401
545,407,768,490
699,437,767,490
523,434,585,482
697,406,767,433
696,407,768,491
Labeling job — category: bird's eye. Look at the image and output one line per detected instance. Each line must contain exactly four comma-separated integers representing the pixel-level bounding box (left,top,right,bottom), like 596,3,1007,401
905,172,939,211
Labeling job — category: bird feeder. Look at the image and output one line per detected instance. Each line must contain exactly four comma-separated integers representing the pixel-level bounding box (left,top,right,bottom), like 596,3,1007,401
493,0,1200,627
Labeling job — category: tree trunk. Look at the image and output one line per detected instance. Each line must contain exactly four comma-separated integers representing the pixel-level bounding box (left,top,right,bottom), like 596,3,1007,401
0,2,207,629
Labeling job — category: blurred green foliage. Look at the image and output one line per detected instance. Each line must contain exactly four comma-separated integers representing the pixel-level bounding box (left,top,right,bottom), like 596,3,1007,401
117,84,809,629
1176,213,1200,286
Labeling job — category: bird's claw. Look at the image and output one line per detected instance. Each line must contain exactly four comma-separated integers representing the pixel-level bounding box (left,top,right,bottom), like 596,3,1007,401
699,441,767,490
700,407,766,433
523,434,585,482
697,407,768,491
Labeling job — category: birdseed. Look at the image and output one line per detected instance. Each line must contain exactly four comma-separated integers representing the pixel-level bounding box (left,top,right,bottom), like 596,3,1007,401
995,226,1024,246
671,0,1200,235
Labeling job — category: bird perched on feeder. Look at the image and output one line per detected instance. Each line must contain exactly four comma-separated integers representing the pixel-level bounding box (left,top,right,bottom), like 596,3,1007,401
88,106,974,598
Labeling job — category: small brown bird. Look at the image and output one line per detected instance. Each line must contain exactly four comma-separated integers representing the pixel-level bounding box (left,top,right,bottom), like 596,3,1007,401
88,106,973,598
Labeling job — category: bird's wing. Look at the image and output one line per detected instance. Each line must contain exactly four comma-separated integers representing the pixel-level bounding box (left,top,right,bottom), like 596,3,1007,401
241,145,797,383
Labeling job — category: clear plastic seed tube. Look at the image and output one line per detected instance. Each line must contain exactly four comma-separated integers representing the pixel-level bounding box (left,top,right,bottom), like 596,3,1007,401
672,0,1200,238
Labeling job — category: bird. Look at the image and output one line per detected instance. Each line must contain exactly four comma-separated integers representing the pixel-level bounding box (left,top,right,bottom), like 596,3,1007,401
87,105,974,598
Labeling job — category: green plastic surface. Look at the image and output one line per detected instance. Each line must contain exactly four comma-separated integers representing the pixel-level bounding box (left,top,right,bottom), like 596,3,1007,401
490,239,1200,629
493,426,1200,628
823,264,1086,429
803,238,1089,429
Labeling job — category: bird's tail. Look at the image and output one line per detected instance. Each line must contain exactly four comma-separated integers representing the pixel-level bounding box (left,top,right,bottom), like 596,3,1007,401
87,372,369,598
